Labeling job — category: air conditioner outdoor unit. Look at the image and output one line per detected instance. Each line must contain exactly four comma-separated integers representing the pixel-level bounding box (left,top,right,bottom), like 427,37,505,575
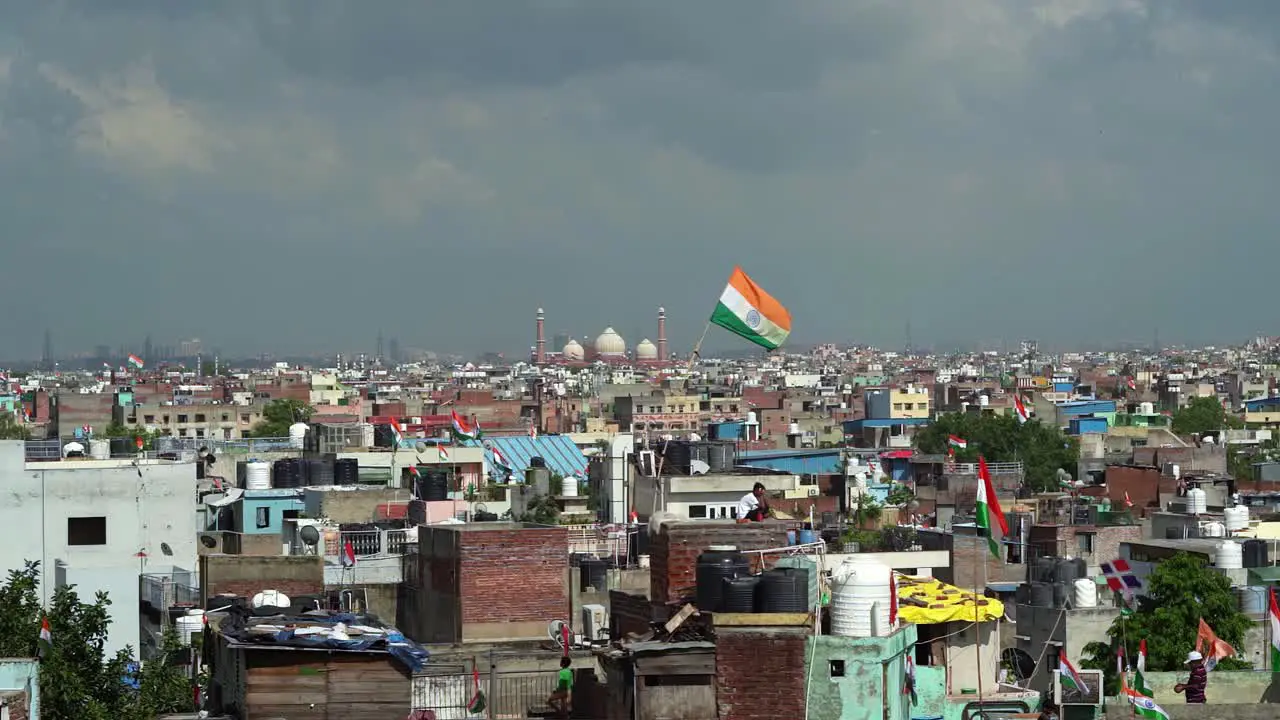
807,488,819,497
582,604,608,642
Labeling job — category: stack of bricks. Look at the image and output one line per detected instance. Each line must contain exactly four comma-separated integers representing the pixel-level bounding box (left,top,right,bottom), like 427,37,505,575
649,521,790,606
716,629,807,720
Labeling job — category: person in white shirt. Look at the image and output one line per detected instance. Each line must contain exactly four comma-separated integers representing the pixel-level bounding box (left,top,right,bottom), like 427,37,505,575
736,482,769,523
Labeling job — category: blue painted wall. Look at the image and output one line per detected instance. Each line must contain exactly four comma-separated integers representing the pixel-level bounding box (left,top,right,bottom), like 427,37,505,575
1069,416,1109,435
738,449,843,475
1056,399,1116,416
235,489,305,534
864,389,890,420
0,658,39,719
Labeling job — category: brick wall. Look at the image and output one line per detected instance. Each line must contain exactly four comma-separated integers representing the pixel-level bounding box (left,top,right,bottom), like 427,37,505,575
948,534,1026,588
608,589,654,638
1102,465,1164,515
199,554,324,602
649,522,790,606
459,525,568,624
716,630,807,720
0,690,28,720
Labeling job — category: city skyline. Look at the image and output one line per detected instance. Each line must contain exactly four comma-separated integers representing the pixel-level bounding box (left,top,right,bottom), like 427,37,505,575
4,4,1280,354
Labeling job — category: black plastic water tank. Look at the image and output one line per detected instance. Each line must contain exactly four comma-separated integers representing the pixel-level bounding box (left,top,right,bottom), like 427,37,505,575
1029,582,1054,607
1030,556,1056,584
695,546,750,612
372,424,395,448
416,470,449,501
334,458,360,485
663,441,692,474
580,558,608,591
108,437,131,457
1052,582,1070,608
706,441,735,473
756,567,809,613
722,576,760,613
273,459,300,488
1015,583,1030,605
1055,558,1079,584
305,459,334,486
1244,539,1269,568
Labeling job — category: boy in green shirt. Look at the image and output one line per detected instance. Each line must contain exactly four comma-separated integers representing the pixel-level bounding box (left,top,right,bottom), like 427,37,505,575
549,656,573,718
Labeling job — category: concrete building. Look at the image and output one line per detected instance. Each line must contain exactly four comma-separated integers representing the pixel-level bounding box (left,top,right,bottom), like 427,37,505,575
0,440,198,658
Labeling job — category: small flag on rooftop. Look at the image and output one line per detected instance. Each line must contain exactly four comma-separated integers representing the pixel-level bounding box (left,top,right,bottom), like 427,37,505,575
127,354,144,369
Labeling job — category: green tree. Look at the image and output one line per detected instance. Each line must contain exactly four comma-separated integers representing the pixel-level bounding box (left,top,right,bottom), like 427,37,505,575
915,412,1079,493
1172,396,1242,436
886,483,915,506
1081,553,1252,693
517,493,562,524
102,422,163,451
0,412,31,440
0,561,193,719
248,399,314,437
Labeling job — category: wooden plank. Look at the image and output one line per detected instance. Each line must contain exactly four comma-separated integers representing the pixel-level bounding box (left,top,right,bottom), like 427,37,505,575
324,702,408,720
245,691,329,705
663,604,696,634
712,612,810,627
635,655,716,676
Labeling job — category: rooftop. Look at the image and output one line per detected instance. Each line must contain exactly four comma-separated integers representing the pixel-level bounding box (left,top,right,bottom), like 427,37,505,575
212,606,429,673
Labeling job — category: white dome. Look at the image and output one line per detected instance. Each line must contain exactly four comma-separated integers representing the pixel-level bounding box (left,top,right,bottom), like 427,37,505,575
563,339,585,362
595,327,626,356
636,339,658,360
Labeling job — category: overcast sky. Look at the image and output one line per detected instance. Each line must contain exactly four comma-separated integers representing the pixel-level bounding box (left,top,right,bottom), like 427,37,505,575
3,1,1279,359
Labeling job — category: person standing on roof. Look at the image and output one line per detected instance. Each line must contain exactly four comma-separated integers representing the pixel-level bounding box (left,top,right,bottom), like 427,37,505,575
736,482,770,523
1174,651,1207,703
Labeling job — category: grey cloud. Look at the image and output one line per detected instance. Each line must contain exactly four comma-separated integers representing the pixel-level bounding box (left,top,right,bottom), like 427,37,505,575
2,1,1280,359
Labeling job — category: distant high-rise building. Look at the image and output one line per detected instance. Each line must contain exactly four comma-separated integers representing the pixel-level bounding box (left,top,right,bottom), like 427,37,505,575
179,338,203,357
388,337,401,364
143,335,153,365
42,330,52,369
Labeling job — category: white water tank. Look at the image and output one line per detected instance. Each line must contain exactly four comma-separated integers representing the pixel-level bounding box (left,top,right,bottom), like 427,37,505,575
1140,402,1155,415
359,423,376,448
787,422,801,435
1187,488,1207,515
977,395,990,407
288,422,309,450
746,411,758,425
1216,541,1244,570
175,610,205,645
245,461,272,490
830,556,893,638
1225,506,1250,532
89,439,110,460
251,589,291,609
1202,522,1226,538
1073,578,1097,608
561,475,579,497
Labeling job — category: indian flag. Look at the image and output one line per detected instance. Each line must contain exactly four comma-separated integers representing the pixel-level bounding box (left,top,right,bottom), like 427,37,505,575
388,419,404,447
1270,587,1280,673
438,444,450,462
452,410,477,441
1135,639,1153,697
1057,651,1089,695
709,266,792,351
1013,394,1030,423
975,456,1009,560
1122,673,1169,720
127,354,144,369
947,435,967,449
38,616,52,657
490,444,510,468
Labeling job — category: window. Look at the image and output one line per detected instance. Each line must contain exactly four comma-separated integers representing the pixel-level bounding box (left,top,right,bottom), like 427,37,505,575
177,414,188,423
829,660,845,678
68,517,107,546
195,414,206,423
689,505,707,519
1076,532,1095,554
143,415,155,424
240,414,251,423
256,507,271,529
221,414,229,422
893,403,903,410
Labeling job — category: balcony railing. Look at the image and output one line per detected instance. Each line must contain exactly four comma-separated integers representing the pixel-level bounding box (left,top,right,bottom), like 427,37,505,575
140,571,199,610
412,669,562,716
945,461,1023,476
324,529,411,558
25,435,297,462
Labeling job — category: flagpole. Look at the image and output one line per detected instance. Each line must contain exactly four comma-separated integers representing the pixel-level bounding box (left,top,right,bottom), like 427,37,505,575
688,321,713,369
974,528,984,704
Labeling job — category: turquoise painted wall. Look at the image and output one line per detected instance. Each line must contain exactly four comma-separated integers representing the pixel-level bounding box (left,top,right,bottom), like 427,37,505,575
232,490,305,534
806,625,916,720
0,658,39,718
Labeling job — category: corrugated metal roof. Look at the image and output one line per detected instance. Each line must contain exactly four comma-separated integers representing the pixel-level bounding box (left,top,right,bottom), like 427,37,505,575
479,435,588,480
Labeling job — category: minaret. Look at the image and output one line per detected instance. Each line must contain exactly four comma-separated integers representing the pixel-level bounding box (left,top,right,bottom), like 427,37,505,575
657,307,668,363
536,308,546,365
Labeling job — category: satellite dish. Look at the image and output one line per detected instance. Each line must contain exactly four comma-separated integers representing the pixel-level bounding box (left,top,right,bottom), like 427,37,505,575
160,542,173,557
251,590,291,609
548,619,571,649
299,525,321,546
415,441,428,454
689,459,711,475
1001,647,1037,680
199,534,218,549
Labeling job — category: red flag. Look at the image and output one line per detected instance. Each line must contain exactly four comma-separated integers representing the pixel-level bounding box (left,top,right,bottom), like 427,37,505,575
889,572,899,627
340,541,356,568
1123,491,1134,509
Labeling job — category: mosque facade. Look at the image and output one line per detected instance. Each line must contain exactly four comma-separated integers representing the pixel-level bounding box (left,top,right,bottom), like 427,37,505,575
532,307,670,366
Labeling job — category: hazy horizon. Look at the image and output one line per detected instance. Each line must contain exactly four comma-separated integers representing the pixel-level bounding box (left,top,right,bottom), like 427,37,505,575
4,2,1280,357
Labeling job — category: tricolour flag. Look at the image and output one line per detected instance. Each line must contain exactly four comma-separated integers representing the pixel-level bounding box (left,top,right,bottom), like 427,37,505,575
340,540,356,568
127,354,145,369
438,444,450,462
529,424,538,440
1270,587,1280,673
1057,651,1090,695
947,435,967,449
452,410,478,441
388,419,404,447
1122,673,1169,720
1013,394,1030,423
903,654,917,705
709,266,792,351
975,456,1009,560
490,444,510,468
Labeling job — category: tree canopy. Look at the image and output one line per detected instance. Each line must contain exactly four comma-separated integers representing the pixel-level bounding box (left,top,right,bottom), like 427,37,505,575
0,411,30,440
915,412,1079,492
0,561,194,719
248,398,314,437
1081,553,1251,692
1171,396,1241,436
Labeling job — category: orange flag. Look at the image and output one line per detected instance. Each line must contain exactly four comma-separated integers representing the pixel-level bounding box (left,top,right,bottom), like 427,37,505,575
1196,618,1236,670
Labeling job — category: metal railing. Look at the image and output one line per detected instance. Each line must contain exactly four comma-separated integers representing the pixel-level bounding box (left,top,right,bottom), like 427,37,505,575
140,572,199,610
411,669,562,718
24,435,296,461
945,461,1023,475
564,523,632,563
325,528,411,558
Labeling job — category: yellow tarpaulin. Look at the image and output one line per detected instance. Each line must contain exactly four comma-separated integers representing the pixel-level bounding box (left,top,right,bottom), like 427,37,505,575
896,576,1004,625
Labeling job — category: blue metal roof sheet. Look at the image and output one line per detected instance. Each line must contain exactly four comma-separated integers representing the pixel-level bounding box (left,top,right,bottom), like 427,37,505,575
477,435,588,480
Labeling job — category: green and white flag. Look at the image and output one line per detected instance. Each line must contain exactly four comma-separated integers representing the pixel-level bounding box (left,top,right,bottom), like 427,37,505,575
975,456,1009,560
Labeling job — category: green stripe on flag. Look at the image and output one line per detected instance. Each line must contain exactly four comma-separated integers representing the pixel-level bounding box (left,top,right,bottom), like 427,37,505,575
710,303,784,350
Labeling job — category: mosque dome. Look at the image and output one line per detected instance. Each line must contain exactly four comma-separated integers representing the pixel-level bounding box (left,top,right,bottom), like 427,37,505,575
594,327,626,356
563,338,585,362
635,339,658,360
